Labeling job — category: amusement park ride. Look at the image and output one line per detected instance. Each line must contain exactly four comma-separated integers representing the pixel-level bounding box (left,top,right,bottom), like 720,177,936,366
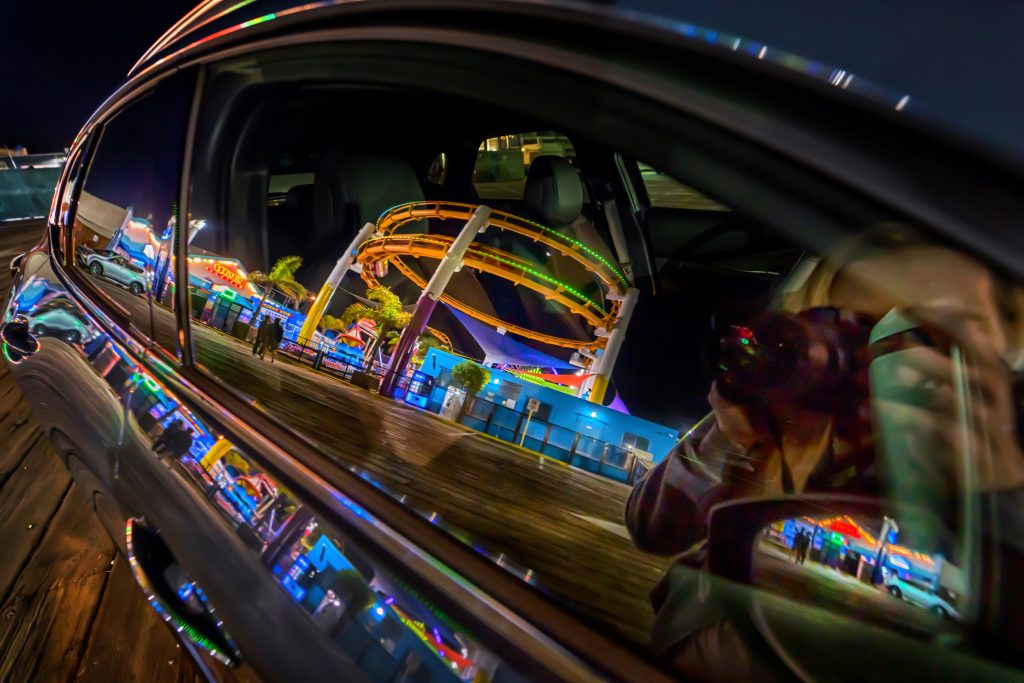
297,201,640,405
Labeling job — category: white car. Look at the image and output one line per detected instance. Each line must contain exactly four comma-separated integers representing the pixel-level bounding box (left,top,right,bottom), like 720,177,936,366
884,573,961,620
84,250,147,296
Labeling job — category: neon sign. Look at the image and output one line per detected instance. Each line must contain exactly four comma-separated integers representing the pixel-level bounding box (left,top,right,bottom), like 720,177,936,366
829,520,862,538
205,261,247,290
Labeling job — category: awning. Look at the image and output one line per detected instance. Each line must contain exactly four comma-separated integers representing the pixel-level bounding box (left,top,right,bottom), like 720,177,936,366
448,307,576,370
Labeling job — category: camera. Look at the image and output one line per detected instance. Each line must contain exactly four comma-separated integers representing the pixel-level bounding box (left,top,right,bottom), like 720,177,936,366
708,306,875,414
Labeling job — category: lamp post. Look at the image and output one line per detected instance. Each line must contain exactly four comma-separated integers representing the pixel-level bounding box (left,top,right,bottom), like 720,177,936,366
871,516,899,584
379,206,492,397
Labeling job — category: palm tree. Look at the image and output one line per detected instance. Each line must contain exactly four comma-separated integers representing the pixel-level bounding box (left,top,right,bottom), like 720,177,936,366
249,255,306,327
340,285,411,361
319,314,347,333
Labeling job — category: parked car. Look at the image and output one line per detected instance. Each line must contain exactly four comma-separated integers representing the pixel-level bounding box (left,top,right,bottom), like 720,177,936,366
82,249,147,295
3,2,1024,681
885,573,961,621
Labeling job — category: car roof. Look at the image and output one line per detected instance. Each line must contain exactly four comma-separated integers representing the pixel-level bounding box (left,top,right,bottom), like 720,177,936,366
130,0,909,112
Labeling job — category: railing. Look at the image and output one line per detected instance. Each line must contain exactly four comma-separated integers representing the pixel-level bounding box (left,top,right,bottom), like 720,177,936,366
279,336,390,388
0,155,63,222
189,314,651,485
458,396,649,484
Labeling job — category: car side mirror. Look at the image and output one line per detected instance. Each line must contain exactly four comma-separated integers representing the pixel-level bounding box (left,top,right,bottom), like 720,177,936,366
707,494,967,630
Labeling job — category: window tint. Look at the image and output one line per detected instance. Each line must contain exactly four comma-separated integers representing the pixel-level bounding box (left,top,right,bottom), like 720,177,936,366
73,72,193,353
473,131,576,199
638,161,729,211
182,45,1024,680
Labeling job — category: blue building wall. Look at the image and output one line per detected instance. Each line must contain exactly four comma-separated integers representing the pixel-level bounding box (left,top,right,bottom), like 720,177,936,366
419,349,679,463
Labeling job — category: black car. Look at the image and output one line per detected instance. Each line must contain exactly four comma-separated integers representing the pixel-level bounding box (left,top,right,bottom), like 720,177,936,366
4,2,1024,681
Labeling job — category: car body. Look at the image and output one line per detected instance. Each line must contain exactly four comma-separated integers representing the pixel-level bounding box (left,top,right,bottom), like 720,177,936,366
3,2,1024,682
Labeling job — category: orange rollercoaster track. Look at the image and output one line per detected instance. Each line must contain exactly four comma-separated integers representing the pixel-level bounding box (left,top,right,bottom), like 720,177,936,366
357,202,628,350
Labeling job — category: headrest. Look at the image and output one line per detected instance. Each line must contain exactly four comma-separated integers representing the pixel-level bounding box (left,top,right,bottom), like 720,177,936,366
523,155,583,227
284,184,313,209
314,152,424,237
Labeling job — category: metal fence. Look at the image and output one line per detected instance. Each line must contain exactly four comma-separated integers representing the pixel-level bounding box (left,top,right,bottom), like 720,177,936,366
278,337,392,389
459,396,649,484
193,317,648,485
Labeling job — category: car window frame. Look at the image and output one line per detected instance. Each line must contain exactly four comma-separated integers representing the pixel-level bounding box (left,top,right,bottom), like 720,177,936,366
60,72,196,344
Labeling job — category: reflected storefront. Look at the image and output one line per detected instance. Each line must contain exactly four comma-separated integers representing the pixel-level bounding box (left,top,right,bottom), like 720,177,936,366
757,514,966,626
187,255,302,338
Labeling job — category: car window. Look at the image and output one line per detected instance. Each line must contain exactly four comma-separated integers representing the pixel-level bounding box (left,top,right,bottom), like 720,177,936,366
72,71,193,353
638,161,730,211
473,131,577,200
179,45,1023,680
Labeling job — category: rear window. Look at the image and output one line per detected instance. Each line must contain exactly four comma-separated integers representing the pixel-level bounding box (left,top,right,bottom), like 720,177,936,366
473,131,576,199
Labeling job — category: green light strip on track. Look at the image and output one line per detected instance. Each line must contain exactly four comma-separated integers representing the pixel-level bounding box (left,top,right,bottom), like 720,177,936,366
375,203,630,288
371,235,608,315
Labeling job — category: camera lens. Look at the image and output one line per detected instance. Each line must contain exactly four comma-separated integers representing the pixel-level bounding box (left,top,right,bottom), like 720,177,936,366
710,312,810,403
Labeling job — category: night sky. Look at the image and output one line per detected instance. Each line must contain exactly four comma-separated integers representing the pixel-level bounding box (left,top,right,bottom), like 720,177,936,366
0,1,194,152
2,2,1023,156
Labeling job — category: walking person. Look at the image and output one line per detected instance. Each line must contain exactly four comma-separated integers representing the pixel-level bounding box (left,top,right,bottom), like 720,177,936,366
793,530,807,564
261,318,285,363
152,419,185,456
798,530,810,565
252,315,269,356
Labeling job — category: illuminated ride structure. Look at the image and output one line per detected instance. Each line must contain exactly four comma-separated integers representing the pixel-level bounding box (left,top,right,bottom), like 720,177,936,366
352,202,638,402
360,201,627,349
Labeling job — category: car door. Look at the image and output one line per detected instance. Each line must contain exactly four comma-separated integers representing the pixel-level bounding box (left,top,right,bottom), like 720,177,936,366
107,255,125,284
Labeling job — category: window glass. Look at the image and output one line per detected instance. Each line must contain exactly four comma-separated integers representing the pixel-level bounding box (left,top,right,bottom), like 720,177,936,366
182,47,1024,680
73,72,193,353
638,161,729,211
473,131,576,199
426,153,447,186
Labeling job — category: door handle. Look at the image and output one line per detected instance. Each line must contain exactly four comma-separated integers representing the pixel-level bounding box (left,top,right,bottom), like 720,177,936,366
1,316,39,363
125,518,242,667
9,252,25,277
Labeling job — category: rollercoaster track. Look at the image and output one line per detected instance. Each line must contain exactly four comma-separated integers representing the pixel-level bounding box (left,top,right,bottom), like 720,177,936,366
357,202,625,351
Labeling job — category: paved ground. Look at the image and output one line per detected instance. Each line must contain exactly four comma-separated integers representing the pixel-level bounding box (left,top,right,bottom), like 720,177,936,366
0,221,214,682
192,324,679,643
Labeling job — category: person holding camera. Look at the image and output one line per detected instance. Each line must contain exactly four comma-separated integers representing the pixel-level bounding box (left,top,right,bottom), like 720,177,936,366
625,224,1024,678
